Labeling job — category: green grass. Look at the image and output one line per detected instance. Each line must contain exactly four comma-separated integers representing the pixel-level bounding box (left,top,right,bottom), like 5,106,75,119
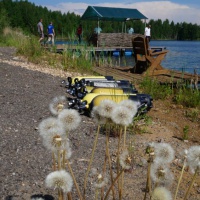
173,88,200,108
139,76,173,100
139,75,200,109
183,125,189,140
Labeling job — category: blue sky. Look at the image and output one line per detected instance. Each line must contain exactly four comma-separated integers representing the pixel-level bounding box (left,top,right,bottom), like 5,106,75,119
28,0,200,24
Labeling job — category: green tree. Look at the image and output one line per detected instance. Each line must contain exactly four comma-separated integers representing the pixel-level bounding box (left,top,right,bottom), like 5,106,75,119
1,0,200,41
0,6,9,34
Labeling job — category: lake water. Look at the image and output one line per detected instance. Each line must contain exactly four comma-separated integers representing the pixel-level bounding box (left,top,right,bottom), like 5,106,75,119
56,40,200,74
111,40,200,75
150,40,200,74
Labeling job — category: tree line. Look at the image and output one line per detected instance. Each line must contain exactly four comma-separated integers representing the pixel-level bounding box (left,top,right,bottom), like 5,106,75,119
1,0,200,40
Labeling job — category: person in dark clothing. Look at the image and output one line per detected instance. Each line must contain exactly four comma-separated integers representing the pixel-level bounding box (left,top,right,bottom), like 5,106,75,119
76,24,82,44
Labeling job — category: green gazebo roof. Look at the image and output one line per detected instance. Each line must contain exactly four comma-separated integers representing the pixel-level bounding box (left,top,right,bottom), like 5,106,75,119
81,6,148,21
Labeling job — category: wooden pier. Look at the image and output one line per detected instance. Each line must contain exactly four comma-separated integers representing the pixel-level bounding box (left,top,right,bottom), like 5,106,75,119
53,34,200,87
55,44,134,56
92,65,200,86
54,44,200,86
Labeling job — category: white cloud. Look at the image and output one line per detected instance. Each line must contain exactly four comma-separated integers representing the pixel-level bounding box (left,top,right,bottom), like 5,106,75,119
43,1,200,24
43,2,88,16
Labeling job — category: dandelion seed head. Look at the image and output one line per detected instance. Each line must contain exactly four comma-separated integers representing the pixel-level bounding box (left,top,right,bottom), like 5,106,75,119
184,149,188,159
152,186,172,200
154,143,175,164
111,105,133,126
45,170,73,193
146,142,155,155
119,149,132,170
42,128,66,151
93,173,108,189
53,138,72,159
49,96,67,115
58,109,81,131
91,106,106,125
119,99,138,118
187,145,200,172
98,174,102,180
38,117,63,138
151,162,174,186
98,99,117,118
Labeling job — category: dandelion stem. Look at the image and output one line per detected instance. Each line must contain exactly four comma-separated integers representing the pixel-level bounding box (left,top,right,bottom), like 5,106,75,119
123,126,127,147
174,160,186,200
67,192,72,200
95,188,99,200
117,127,123,200
83,125,100,199
101,125,109,200
65,158,83,200
121,126,127,200
58,188,64,200
183,167,199,200
143,156,153,200
104,169,124,200
55,138,62,170
52,152,56,171
105,126,115,199
62,150,66,169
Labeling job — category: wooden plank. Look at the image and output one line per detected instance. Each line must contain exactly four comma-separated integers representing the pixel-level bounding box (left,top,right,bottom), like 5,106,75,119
145,69,171,76
148,53,166,72
92,65,200,85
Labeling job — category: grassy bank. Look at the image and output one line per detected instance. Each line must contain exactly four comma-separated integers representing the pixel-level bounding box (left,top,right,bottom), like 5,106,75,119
0,27,94,74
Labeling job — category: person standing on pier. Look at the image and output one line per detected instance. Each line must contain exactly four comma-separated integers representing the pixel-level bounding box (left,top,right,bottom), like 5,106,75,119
145,24,151,43
37,18,44,43
94,26,102,34
76,24,82,44
46,22,55,46
128,26,134,34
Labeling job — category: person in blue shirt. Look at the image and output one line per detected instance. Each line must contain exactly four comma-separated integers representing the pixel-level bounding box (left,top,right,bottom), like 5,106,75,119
46,22,55,45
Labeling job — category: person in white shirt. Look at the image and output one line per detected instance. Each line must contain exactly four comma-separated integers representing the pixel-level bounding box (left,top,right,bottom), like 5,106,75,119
145,24,151,43
94,27,102,34
128,26,134,34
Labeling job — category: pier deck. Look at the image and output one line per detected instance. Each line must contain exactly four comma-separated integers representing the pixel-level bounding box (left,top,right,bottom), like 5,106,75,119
92,66,200,86
51,44,200,86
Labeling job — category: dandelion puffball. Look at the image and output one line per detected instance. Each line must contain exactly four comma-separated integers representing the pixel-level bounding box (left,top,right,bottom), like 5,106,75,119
45,170,73,193
111,105,133,126
119,99,138,118
154,143,175,164
91,106,106,125
38,117,65,138
152,186,172,200
97,99,117,119
58,109,81,131
187,145,200,172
